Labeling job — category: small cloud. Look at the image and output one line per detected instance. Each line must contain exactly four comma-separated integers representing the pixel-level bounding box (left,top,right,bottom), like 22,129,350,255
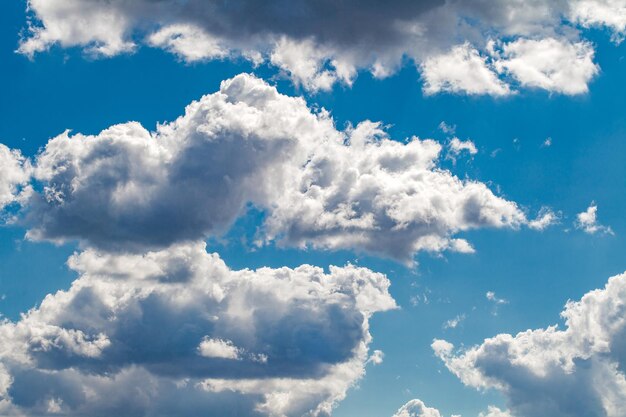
490,148,502,158
528,207,560,230
541,137,552,147
367,349,385,365
575,202,614,235
447,137,477,163
439,121,457,135
486,291,508,316
443,313,466,329
486,291,508,305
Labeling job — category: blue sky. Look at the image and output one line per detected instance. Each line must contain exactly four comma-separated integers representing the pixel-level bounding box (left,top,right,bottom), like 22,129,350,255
1,1,626,417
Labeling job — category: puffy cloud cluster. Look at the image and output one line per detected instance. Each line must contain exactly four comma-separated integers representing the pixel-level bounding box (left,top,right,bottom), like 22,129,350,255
6,74,540,263
575,202,614,235
0,144,31,213
434,270,626,417
0,242,396,416
18,0,625,94
391,399,511,417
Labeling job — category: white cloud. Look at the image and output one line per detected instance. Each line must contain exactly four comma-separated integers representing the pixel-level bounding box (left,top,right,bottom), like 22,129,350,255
392,399,443,417
485,291,508,305
570,0,626,42
147,24,228,62
421,43,510,96
493,38,599,95
392,399,512,417
434,270,626,417
4,74,541,263
575,202,614,235
443,314,467,329
17,0,623,94
0,242,396,416
197,338,242,360
527,207,559,230
367,349,385,365
438,122,456,135
0,145,31,213
447,137,478,162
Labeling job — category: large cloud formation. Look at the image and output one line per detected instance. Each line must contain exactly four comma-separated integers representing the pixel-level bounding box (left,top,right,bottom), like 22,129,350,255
2,74,543,263
19,0,624,94
433,270,626,417
0,242,396,416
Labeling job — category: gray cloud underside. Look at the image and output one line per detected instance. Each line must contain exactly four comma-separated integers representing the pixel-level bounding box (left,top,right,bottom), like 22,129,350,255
19,0,625,94
0,242,396,416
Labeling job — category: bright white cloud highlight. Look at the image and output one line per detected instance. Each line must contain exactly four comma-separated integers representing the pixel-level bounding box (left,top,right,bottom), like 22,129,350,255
0,242,396,417
2,74,543,263
493,38,599,95
434,270,626,417
392,399,512,417
0,145,31,212
421,43,510,96
575,202,614,235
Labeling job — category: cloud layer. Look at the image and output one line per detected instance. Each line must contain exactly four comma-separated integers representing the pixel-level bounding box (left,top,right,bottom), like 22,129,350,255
18,0,625,94
4,74,542,263
0,242,395,416
434,270,626,417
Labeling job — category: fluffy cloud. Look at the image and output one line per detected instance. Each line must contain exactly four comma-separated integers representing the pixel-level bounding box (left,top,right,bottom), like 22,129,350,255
421,43,511,96
492,38,599,95
6,73,543,263
434,270,626,417
392,399,510,417
18,0,625,94
0,242,396,416
0,144,31,213
575,202,614,235
392,399,443,417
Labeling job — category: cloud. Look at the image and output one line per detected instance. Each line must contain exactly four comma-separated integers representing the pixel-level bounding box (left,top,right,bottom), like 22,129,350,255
492,38,599,95
527,207,559,230
486,291,508,305
575,202,614,235
17,0,624,94
392,399,443,417
392,399,511,417
443,314,467,330
0,241,396,416
367,350,385,366
0,144,31,213
421,43,511,96
4,73,541,263
447,137,478,163
434,270,626,417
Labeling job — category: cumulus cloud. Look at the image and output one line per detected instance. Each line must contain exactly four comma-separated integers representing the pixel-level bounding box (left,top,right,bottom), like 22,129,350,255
4,73,543,263
575,202,614,235
434,270,626,417
527,207,559,230
492,38,599,95
421,43,511,96
446,137,478,163
392,399,444,417
392,399,510,417
0,144,31,213
0,242,396,416
17,0,624,94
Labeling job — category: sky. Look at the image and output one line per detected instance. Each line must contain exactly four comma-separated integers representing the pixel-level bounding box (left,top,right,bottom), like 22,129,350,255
0,1,626,417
